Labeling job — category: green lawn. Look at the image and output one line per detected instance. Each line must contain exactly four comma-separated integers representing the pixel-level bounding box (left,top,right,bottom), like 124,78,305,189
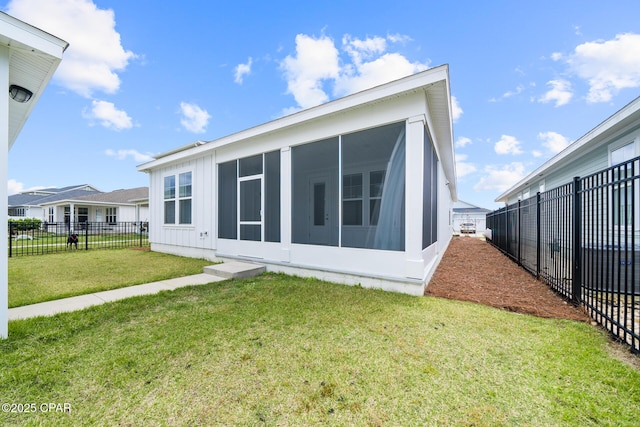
8,249,212,307
1,273,639,426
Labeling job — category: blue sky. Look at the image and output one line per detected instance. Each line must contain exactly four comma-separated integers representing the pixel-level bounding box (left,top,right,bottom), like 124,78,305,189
4,0,640,210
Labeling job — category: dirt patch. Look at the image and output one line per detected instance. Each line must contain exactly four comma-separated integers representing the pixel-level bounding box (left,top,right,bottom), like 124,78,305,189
426,236,589,322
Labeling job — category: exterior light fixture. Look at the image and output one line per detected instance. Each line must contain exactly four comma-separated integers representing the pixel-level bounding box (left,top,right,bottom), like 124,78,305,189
9,84,33,103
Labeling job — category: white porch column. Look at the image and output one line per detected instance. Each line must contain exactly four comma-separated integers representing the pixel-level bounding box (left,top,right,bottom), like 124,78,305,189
69,202,75,231
404,115,425,280
0,45,9,338
280,147,292,262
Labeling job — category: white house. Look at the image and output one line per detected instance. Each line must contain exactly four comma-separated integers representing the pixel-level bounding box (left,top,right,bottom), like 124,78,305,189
496,96,640,205
9,184,100,220
39,186,149,225
9,184,148,226
138,65,457,295
452,200,491,234
0,12,68,338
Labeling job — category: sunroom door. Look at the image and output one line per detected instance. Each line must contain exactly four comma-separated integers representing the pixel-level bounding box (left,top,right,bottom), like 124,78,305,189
239,177,262,241
309,175,332,245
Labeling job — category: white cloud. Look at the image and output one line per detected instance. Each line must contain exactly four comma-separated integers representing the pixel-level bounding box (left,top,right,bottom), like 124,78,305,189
281,34,341,109
342,34,387,65
7,179,24,195
450,96,463,123
474,163,526,192
538,79,573,106
105,148,153,162
280,32,429,112
455,136,472,148
538,131,570,154
234,57,253,84
179,102,211,134
494,135,523,155
6,0,137,98
334,51,428,97
387,33,412,44
565,33,640,103
7,180,47,195
83,100,133,130
489,83,534,103
455,153,477,178
503,85,524,99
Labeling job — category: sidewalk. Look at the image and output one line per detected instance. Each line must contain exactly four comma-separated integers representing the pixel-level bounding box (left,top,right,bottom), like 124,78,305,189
8,261,266,321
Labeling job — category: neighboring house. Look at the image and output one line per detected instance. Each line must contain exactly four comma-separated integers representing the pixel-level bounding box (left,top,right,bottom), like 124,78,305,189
8,184,100,220
40,186,149,225
9,185,149,225
452,200,491,234
138,66,457,295
0,11,68,338
496,96,640,205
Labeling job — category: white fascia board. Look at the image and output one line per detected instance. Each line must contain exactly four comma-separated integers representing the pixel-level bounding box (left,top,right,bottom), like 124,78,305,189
39,199,135,207
138,65,451,172
0,12,68,58
495,95,640,203
424,75,456,201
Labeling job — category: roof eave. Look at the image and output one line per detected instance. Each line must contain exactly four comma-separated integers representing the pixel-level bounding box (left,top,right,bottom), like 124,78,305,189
0,12,68,150
495,95,640,203
138,65,453,172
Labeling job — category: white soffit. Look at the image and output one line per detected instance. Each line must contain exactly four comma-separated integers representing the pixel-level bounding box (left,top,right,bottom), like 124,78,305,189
0,12,68,149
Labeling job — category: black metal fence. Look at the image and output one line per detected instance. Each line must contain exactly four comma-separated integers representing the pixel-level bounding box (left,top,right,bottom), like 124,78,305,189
487,157,640,354
8,221,149,257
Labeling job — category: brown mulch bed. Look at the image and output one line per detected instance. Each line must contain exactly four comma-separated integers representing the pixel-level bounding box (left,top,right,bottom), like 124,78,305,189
426,236,590,322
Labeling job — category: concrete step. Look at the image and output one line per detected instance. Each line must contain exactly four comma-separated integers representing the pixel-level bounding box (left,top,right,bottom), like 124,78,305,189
203,261,266,279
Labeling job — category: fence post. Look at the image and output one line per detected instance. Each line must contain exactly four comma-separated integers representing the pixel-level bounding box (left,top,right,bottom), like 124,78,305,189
517,199,522,266
85,223,89,251
536,192,541,279
572,176,582,305
8,221,11,258
505,205,509,255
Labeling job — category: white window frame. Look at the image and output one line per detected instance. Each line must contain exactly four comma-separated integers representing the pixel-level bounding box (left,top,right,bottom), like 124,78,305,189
106,207,117,223
163,170,193,226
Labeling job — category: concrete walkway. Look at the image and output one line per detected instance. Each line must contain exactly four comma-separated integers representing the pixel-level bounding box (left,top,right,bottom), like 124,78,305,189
8,261,265,321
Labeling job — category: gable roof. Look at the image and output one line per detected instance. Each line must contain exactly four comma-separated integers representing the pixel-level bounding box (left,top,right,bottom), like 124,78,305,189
452,200,491,214
138,65,456,200
33,188,102,205
496,95,640,203
71,187,148,205
7,193,43,206
9,184,100,206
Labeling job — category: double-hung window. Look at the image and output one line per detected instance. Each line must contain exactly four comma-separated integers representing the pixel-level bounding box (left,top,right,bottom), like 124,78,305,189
164,171,192,225
342,173,363,226
106,207,117,223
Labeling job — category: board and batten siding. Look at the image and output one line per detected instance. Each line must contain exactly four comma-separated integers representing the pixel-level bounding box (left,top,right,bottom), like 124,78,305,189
148,155,217,260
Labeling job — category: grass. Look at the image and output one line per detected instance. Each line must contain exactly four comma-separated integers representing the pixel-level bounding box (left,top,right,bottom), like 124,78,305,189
1,273,639,426
8,249,211,307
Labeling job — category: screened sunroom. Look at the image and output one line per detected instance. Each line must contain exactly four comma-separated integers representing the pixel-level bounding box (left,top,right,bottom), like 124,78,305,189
138,65,456,295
